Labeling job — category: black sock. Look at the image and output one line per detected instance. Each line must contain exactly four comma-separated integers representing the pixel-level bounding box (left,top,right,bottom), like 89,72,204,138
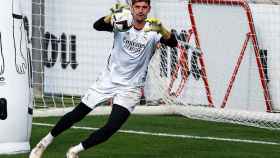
50,102,92,137
81,104,130,149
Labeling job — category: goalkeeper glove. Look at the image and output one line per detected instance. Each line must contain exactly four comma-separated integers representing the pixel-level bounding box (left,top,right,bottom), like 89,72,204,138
104,3,130,23
144,18,171,39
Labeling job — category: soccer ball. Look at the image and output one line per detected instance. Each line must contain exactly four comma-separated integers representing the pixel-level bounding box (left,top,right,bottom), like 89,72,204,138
111,9,133,32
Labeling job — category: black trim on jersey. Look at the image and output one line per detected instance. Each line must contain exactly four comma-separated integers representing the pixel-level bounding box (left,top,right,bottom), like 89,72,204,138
93,17,113,32
106,54,111,72
160,33,178,48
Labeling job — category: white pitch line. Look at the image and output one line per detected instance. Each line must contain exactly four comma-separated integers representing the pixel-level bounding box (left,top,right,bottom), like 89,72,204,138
33,122,280,146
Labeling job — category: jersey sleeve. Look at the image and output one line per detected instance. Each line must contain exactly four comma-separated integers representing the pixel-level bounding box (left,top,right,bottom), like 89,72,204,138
93,17,114,32
159,33,178,48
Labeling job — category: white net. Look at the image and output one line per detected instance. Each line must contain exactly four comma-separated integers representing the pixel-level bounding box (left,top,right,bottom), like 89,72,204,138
146,0,280,129
31,0,280,129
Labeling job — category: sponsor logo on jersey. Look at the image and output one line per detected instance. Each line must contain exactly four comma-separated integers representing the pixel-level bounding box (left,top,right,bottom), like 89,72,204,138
123,38,145,53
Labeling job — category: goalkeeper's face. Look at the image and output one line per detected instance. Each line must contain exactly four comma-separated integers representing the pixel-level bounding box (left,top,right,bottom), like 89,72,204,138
131,2,151,24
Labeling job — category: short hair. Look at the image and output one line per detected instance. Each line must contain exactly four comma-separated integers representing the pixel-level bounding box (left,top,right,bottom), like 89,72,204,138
131,0,151,5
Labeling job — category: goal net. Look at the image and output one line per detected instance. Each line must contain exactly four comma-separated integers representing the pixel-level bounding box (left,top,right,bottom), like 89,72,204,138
30,0,280,129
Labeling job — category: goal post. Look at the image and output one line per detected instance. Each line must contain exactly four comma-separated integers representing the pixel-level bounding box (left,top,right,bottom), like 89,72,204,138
146,0,280,129
30,0,280,130
187,0,272,111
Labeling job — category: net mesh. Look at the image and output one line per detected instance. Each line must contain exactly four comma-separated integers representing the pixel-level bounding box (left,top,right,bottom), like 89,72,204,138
146,0,280,129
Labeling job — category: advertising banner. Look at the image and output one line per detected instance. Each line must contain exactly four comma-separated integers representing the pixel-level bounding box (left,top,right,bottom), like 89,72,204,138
0,0,32,154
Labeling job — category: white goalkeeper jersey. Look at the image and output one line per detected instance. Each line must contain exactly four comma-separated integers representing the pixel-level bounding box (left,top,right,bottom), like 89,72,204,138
107,24,161,86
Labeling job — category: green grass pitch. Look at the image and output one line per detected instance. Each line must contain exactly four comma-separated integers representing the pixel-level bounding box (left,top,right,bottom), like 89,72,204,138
2,115,280,158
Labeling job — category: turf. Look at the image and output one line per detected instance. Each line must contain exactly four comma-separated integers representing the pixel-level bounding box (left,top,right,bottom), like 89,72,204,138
1,115,280,158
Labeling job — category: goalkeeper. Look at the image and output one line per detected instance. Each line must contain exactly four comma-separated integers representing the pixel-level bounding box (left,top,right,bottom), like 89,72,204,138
29,0,177,158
